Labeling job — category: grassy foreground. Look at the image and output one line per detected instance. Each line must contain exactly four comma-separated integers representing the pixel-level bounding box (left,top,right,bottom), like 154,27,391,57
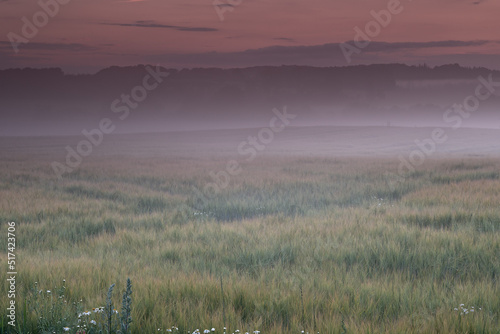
0,152,499,333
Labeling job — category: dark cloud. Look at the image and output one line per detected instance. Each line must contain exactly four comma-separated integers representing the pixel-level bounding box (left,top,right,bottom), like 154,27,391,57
214,3,235,8
0,39,486,58
359,40,493,53
0,41,99,52
273,37,296,43
234,40,494,58
102,20,218,32
0,41,100,70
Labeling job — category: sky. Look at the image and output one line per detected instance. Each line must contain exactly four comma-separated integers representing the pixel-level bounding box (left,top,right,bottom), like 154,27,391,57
1,0,499,73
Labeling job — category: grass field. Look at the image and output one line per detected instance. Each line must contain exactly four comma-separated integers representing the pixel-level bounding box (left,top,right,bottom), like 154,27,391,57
0,129,499,334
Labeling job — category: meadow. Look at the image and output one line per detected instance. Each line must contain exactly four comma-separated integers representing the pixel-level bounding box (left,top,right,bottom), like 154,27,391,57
0,129,499,334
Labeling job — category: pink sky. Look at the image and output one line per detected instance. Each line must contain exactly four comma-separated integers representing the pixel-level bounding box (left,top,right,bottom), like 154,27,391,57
1,0,499,72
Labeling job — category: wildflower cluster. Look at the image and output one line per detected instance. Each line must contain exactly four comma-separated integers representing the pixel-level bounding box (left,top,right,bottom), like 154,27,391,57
27,280,73,333
75,307,118,333
158,328,261,334
454,303,482,315
26,279,132,334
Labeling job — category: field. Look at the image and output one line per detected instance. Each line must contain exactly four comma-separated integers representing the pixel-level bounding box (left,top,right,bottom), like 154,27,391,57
0,127,499,334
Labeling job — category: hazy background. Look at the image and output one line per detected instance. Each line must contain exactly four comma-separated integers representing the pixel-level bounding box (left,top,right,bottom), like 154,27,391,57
1,0,499,148
1,64,500,137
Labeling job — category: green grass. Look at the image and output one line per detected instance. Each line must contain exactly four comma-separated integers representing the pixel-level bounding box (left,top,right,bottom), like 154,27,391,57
0,154,499,333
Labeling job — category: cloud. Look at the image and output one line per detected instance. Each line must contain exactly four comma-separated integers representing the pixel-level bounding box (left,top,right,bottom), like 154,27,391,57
214,3,235,8
358,40,494,53
238,40,495,58
3,39,485,60
0,41,100,69
102,20,218,32
0,41,98,52
273,37,296,43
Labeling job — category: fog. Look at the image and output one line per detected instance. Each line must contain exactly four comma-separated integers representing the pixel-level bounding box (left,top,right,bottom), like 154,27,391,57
1,64,499,143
